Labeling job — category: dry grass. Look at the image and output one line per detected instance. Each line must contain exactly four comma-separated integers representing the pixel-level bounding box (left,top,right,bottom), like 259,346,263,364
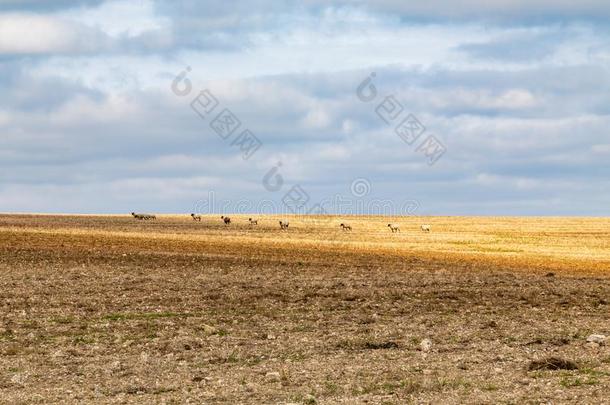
0,214,609,404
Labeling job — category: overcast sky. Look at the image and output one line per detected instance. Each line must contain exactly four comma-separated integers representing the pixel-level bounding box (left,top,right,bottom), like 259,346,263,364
1,0,609,215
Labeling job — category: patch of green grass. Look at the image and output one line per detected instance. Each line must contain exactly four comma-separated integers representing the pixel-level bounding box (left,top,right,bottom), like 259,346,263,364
503,336,518,344
216,328,229,337
53,316,75,324
578,367,610,377
289,393,305,403
560,376,599,387
324,380,339,395
382,381,403,393
72,335,95,344
20,320,39,329
409,336,421,345
289,392,317,405
0,331,15,342
430,377,472,391
226,350,239,363
286,351,307,362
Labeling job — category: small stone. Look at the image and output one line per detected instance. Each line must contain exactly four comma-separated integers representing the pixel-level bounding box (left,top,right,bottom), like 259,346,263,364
202,324,218,335
586,342,600,349
586,334,607,345
304,394,317,404
265,371,281,382
267,333,276,340
10,373,26,385
420,338,432,352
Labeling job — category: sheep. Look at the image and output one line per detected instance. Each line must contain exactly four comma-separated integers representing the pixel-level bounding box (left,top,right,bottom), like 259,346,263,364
279,220,290,230
340,223,352,231
221,215,231,225
388,223,400,233
191,213,202,222
132,212,155,220
421,224,431,232
248,218,258,226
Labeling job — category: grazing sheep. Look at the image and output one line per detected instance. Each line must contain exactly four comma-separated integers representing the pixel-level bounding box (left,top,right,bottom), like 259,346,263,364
421,224,431,232
221,215,231,225
248,218,258,226
191,213,202,222
279,220,290,230
340,223,352,231
132,212,155,220
388,223,400,233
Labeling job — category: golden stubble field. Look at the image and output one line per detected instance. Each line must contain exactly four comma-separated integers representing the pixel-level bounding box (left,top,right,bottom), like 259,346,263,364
0,214,609,404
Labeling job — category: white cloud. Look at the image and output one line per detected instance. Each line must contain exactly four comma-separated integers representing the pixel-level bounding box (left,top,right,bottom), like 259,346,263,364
1,0,609,215
0,13,110,54
301,107,332,129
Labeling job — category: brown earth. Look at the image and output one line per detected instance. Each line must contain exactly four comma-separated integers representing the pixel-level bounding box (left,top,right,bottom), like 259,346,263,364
0,214,609,404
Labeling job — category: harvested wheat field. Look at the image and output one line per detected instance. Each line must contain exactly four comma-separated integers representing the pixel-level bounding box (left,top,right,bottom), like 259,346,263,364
0,214,609,404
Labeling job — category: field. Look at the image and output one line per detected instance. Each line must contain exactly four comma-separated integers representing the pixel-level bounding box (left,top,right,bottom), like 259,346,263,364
0,214,609,404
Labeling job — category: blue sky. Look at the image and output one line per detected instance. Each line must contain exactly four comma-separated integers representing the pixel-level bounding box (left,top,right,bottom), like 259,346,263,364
0,0,609,215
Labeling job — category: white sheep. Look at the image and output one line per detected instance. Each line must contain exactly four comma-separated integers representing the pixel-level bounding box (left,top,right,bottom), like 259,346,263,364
248,218,258,226
279,220,290,230
191,213,202,221
388,223,400,233
421,224,431,232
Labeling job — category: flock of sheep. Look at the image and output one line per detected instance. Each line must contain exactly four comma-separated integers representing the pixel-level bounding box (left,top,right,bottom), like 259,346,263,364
131,212,432,233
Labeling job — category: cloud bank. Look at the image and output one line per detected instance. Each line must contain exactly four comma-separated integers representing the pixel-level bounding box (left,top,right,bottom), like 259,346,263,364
0,0,608,215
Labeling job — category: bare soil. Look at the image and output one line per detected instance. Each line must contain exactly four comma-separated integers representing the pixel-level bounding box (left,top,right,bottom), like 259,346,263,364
0,214,608,404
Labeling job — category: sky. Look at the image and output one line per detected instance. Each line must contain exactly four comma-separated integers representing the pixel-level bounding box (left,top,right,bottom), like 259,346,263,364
0,0,609,216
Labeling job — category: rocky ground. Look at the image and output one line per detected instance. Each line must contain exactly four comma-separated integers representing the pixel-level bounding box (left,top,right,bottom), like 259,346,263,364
0,215,608,404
